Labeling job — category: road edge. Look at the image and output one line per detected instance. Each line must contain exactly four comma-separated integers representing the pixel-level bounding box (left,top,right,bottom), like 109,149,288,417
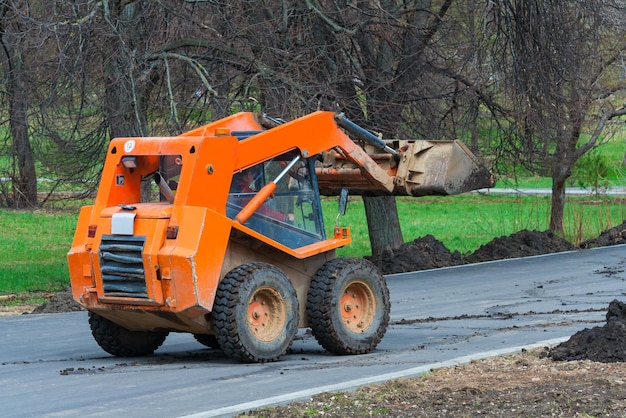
179,337,569,418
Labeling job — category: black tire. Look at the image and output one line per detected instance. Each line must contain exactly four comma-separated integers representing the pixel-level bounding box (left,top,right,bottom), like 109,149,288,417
306,258,390,355
193,334,220,349
88,312,168,357
212,262,299,363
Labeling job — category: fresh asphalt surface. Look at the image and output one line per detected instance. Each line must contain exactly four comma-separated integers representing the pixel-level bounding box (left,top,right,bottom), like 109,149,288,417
2,245,625,418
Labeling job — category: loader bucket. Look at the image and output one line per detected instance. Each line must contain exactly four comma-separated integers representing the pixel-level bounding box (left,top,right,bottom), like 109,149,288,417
395,140,495,197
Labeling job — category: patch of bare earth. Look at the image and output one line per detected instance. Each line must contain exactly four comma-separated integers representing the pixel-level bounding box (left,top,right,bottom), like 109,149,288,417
239,349,626,417
6,224,626,417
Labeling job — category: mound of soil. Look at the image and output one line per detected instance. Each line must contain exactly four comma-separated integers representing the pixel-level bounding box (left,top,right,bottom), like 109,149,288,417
464,229,576,264
580,220,626,248
547,299,626,363
368,229,576,275
366,234,464,274
31,289,83,314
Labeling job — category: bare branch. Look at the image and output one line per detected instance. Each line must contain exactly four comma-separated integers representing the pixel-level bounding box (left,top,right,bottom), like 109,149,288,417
305,0,356,35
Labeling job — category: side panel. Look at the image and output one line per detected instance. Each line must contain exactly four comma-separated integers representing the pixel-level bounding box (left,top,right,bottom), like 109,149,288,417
159,206,232,312
172,136,239,211
68,205,96,303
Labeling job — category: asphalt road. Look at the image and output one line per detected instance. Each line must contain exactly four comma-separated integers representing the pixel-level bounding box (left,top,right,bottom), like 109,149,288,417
1,245,625,418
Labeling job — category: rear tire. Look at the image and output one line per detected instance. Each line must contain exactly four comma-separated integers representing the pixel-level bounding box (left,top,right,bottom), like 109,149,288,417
212,262,298,363
306,258,390,355
88,312,168,357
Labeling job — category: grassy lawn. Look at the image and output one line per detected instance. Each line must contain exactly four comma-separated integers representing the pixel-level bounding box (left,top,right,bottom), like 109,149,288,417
326,193,626,257
0,210,77,298
2,191,624,297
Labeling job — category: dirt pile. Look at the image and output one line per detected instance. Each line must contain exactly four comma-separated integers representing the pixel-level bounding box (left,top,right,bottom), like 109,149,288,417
31,289,83,314
464,229,576,264
547,299,626,363
368,229,576,275
367,234,464,274
244,349,626,417
580,220,626,248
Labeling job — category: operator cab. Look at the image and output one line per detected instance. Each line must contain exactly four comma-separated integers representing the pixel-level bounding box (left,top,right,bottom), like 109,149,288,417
226,150,326,249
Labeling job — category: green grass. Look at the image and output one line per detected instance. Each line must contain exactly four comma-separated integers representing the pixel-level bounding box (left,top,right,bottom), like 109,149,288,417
1,192,625,295
493,130,626,189
494,176,554,189
324,193,626,257
0,210,77,295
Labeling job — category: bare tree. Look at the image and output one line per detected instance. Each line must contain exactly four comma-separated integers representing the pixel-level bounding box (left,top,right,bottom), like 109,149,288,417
0,2,37,208
18,1,239,203
490,0,626,234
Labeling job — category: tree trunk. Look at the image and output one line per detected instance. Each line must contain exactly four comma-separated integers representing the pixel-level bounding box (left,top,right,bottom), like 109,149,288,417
3,25,37,208
549,178,566,235
363,195,404,255
99,2,152,200
102,2,148,139
103,49,148,139
354,107,405,256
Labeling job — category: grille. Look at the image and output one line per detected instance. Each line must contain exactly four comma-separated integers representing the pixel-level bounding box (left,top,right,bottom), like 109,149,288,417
99,235,147,298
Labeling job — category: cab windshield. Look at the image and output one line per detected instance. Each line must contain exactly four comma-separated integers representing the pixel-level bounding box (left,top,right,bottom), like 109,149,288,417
226,152,325,249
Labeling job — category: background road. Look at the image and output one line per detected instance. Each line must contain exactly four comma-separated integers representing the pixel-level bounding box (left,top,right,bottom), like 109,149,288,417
1,245,625,418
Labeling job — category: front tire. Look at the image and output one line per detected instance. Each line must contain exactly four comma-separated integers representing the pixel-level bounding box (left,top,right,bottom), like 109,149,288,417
212,262,299,363
88,312,168,357
306,258,390,355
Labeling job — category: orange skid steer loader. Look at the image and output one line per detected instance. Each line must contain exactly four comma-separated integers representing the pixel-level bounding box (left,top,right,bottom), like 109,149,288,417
68,111,493,363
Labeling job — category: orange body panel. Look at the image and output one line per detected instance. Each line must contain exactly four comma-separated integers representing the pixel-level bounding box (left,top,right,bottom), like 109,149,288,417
68,111,356,333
